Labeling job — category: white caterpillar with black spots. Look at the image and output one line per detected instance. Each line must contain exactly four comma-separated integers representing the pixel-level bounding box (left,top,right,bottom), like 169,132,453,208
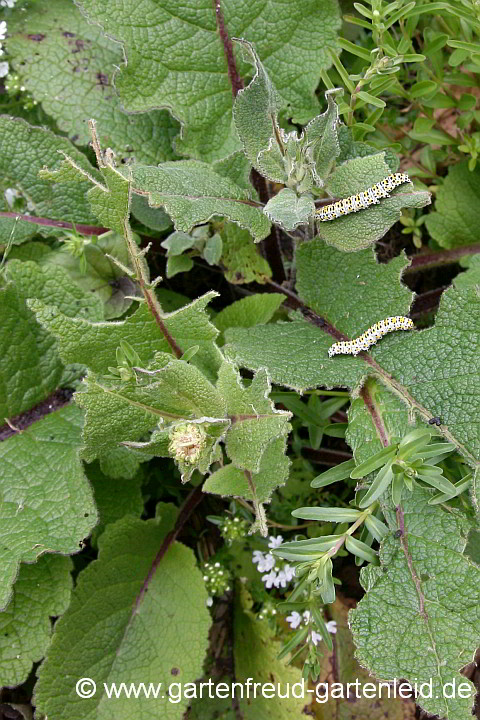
317,173,411,222
328,316,414,357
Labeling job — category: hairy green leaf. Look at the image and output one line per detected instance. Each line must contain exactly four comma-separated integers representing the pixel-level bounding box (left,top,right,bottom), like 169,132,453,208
226,243,412,390
0,116,102,243
30,290,222,383
425,162,480,248
132,161,270,242
76,0,340,159
35,513,211,720
0,405,97,610
350,487,480,720
220,222,272,284
214,293,285,343
7,0,180,165
1,260,102,419
264,189,315,231
0,555,72,687
233,583,306,719
317,154,431,251
232,38,286,183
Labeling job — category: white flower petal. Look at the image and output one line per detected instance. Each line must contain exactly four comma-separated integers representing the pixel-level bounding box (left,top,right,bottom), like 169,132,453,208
326,620,337,634
252,550,265,565
261,571,277,589
0,61,8,78
286,611,302,629
268,535,284,549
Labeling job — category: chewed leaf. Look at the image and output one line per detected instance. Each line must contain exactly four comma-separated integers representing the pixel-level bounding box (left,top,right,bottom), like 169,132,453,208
132,161,271,242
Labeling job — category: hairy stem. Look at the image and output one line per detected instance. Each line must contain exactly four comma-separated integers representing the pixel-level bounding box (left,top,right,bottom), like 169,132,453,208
213,0,244,97
0,211,108,236
212,0,286,283
124,220,183,359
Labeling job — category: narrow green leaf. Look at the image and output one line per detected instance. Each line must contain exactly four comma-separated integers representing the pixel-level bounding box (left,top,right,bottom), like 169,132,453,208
323,423,347,438
292,507,362,522
356,91,386,108
399,427,433,446
319,557,336,604
400,54,426,63
411,442,456,459
409,80,438,98
310,606,334,651
273,536,341,555
391,473,404,506
416,473,458,495
311,459,356,488
337,38,372,61
277,626,310,660
364,514,389,542
350,445,397,479
429,474,472,504
343,14,372,31
384,1,416,29
397,435,434,460
447,39,480,54
345,535,379,564
423,32,449,54
358,460,395,508
353,3,373,19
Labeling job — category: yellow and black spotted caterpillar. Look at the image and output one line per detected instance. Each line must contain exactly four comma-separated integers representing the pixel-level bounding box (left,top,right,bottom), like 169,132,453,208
328,316,414,357
316,173,411,222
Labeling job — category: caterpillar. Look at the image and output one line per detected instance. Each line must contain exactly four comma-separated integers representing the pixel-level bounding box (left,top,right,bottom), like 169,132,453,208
328,316,414,357
316,173,411,222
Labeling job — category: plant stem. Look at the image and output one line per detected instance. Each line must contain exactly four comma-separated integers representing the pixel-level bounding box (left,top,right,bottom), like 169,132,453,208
0,211,107,236
123,221,183,359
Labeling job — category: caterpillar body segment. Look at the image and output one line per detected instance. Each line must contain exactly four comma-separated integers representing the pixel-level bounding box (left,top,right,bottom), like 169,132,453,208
317,173,411,222
328,316,414,357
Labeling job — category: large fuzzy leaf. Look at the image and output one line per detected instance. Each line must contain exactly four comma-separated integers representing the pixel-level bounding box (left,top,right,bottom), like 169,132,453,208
7,0,180,164
75,0,341,159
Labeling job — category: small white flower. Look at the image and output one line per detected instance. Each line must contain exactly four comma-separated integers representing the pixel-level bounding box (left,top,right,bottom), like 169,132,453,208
0,0,17,7
273,570,287,588
257,553,275,573
261,570,278,589
252,550,264,565
268,535,284,549
0,21,6,40
0,44,3,56
0,61,8,78
286,611,302,629
206,597,213,607
311,631,323,646
326,620,337,634
282,564,295,582
303,610,311,624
